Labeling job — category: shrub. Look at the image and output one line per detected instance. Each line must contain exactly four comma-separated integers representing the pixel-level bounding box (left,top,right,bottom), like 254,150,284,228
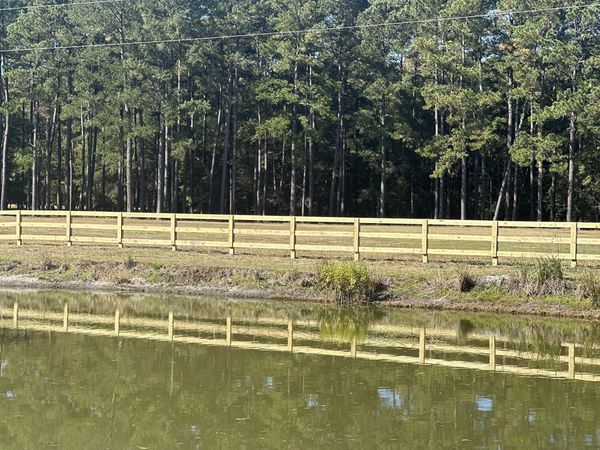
318,262,378,303
509,256,566,296
579,271,600,307
534,256,563,286
457,270,476,292
124,254,136,269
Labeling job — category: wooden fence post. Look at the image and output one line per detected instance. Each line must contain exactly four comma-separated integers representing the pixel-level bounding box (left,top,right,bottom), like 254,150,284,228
491,221,499,266
489,336,496,370
290,216,297,260
353,218,361,261
570,223,578,268
114,309,120,336
287,320,294,352
226,315,232,345
351,336,357,358
168,311,174,341
171,214,177,252
63,303,69,332
566,343,576,379
117,213,123,249
15,211,22,246
13,302,18,329
66,211,72,247
228,215,235,256
419,328,426,364
422,219,429,264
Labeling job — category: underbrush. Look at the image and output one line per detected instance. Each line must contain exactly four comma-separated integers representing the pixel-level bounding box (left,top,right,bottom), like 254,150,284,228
578,270,600,307
318,262,384,303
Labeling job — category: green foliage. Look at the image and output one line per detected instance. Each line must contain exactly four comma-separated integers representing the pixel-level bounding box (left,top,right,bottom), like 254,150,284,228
534,256,564,286
579,271,600,307
0,0,598,220
457,270,476,293
318,262,378,303
124,254,136,269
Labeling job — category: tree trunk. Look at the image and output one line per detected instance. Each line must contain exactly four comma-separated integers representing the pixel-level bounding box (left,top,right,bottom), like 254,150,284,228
493,71,514,220
566,111,576,222
156,115,165,213
0,53,8,210
289,60,298,216
329,69,344,216
56,109,62,209
208,85,222,213
219,66,233,214
78,108,85,210
308,65,315,216
379,97,386,218
138,111,146,211
537,160,543,221
86,125,97,211
460,155,467,220
32,105,40,211
66,74,74,211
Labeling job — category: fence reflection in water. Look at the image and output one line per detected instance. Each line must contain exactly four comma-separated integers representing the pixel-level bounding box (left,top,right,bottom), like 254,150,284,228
2,302,599,383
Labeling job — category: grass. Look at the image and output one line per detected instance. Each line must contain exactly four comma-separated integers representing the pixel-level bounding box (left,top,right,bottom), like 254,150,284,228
317,262,380,303
0,243,600,314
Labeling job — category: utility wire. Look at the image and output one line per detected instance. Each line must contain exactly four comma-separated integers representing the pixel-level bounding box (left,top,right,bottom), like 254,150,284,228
0,3,597,54
0,0,126,12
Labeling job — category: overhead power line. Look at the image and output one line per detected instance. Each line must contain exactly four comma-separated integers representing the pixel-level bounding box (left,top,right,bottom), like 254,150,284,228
0,0,126,12
0,3,597,54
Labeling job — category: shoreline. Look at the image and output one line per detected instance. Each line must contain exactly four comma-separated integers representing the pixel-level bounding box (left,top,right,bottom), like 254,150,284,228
0,245,599,321
2,271,600,321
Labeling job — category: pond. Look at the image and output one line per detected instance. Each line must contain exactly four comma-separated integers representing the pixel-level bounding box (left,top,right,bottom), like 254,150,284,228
1,291,600,448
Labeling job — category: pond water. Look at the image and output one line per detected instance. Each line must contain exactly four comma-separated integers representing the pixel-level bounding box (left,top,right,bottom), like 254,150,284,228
1,291,600,449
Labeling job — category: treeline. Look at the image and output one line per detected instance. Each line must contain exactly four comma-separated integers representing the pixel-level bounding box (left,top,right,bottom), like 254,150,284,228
0,0,598,220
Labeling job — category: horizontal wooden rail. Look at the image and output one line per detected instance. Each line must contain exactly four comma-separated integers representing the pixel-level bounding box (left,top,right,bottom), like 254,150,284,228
1,211,600,265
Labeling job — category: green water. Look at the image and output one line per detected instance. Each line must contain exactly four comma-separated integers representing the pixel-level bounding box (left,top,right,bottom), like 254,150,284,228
1,291,600,449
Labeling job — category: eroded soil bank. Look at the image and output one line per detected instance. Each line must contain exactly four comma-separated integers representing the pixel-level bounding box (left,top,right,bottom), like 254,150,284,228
0,245,599,320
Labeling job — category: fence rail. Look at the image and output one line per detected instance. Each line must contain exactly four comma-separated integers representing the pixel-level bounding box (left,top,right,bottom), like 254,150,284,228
1,210,600,265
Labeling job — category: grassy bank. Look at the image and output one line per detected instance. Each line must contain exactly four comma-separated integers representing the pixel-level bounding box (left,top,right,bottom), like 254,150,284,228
0,245,599,319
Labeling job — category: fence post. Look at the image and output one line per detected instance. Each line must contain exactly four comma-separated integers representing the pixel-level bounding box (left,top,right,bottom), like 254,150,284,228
228,215,235,256
353,218,361,261
566,343,576,379
489,336,496,370
226,315,232,345
419,328,426,364
114,309,120,336
168,311,174,341
66,211,72,247
171,214,177,252
491,221,499,266
15,211,22,246
422,219,429,264
287,320,294,352
290,216,297,260
351,336,357,358
63,303,69,332
117,212,123,249
570,223,578,268
13,302,18,329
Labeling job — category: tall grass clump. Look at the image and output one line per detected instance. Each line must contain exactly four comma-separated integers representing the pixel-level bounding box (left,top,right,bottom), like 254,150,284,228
513,255,566,295
318,262,380,303
457,269,476,292
579,271,600,307
534,256,563,286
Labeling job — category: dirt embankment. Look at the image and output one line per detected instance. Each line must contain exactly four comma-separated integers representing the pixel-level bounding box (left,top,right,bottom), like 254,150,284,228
1,259,599,320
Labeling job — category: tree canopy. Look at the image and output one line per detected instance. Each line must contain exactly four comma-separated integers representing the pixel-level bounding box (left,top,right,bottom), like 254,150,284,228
0,0,598,221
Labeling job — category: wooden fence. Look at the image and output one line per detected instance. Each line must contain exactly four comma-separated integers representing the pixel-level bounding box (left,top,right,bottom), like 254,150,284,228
2,210,600,266
2,302,600,382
